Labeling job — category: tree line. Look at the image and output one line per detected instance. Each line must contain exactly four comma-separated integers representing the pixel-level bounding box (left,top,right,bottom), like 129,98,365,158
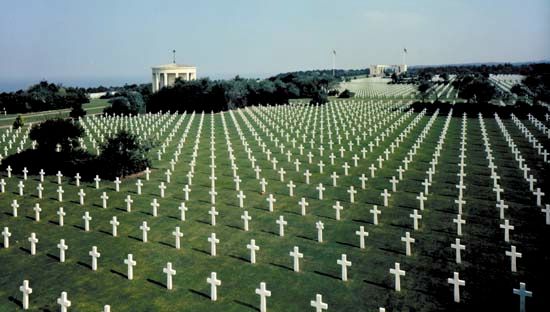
0,81,89,114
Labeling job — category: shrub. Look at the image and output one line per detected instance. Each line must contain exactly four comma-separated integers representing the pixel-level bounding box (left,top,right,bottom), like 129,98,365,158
12,115,24,130
29,118,84,152
98,130,152,178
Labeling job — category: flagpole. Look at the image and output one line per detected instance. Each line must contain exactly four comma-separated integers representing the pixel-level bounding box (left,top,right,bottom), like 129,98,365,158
332,50,336,77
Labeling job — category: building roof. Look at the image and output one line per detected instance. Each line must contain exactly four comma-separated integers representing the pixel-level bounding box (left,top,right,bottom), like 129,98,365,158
152,63,196,69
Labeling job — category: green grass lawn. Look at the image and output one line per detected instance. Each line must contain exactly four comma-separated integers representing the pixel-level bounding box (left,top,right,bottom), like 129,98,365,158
0,98,548,311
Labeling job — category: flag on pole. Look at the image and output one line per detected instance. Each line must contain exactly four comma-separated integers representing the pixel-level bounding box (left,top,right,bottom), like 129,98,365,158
403,48,408,53
333,50,336,55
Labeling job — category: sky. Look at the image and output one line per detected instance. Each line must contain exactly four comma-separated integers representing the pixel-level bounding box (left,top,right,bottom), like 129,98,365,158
0,0,549,90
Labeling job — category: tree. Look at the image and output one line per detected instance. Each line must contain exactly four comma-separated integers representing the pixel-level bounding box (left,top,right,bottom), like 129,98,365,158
310,89,328,105
69,102,86,119
29,118,84,152
338,89,355,98
459,79,496,103
12,115,24,130
98,131,152,178
104,91,145,115
418,82,432,103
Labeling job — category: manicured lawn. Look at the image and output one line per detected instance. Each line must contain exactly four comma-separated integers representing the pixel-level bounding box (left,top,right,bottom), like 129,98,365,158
0,95,548,311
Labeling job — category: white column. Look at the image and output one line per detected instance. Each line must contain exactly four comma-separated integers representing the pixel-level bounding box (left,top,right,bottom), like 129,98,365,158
175,72,179,82
164,73,168,88
152,74,157,92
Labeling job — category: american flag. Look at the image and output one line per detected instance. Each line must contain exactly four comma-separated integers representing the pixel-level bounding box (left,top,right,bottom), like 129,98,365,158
333,50,336,55
404,48,408,53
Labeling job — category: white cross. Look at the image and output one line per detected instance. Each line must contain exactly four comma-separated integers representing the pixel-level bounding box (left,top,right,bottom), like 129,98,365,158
410,209,422,230
82,211,92,232
33,203,41,222
11,199,19,218
74,173,81,187
542,204,550,225
276,215,287,237
208,233,219,256
255,282,271,312
78,189,86,205
57,291,71,312
455,198,466,215
207,272,222,301
299,197,309,216
260,178,268,193
316,183,325,200
36,183,43,199
447,272,465,303
337,254,352,281
56,171,63,184
173,227,183,249
237,190,246,208
333,201,344,220
389,262,406,291
401,231,415,256
179,202,188,221
94,175,101,189
247,239,260,264
57,186,64,202
500,219,514,242
124,254,136,280
381,189,391,207
17,180,24,196
136,179,143,195
182,184,191,200
100,192,109,209
505,245,522,272
163,262,176,290
110,216,119,237
370,205,381,225
304,170,312,184
2,227,11,248
348,186,357,203
289,246,304,272
389,176,398,192
144,167,151,180
89,246,101,271
241,211,251,231
287,180,296,197
451,238,465,264
330,172,339,187
28,233,38,255
140,221,150,242
513,282,532,312
355,226,369,249
369,164,377,177
310,294,328,312
316,221,324,242
267,194,276,212
114,177,121,192
416,192,427,210
57,239,68,262
453,214,466,236
159,182,167,198
20,279,32,310
125,195,133,212
533,187,544,206
151,199,160,217
342,162,350,176
209,206,218,226
57,207,65,226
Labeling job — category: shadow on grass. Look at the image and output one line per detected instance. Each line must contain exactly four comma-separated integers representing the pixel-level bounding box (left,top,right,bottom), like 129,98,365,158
313,270,340,281
110,269,127,279
269,262,293,272
19,247,31,255
228,254,249,263
158,241,174,248
188,289,210,300
363,278,392,290
77,261,92,270
234,299,259,311
191,247,210,256
146,278,165,289
46,253,60,262
8,296,22,309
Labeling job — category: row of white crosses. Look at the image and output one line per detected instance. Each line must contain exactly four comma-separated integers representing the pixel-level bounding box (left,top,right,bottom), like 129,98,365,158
494,114,546,209
511,113,549,163
478,114,534,311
